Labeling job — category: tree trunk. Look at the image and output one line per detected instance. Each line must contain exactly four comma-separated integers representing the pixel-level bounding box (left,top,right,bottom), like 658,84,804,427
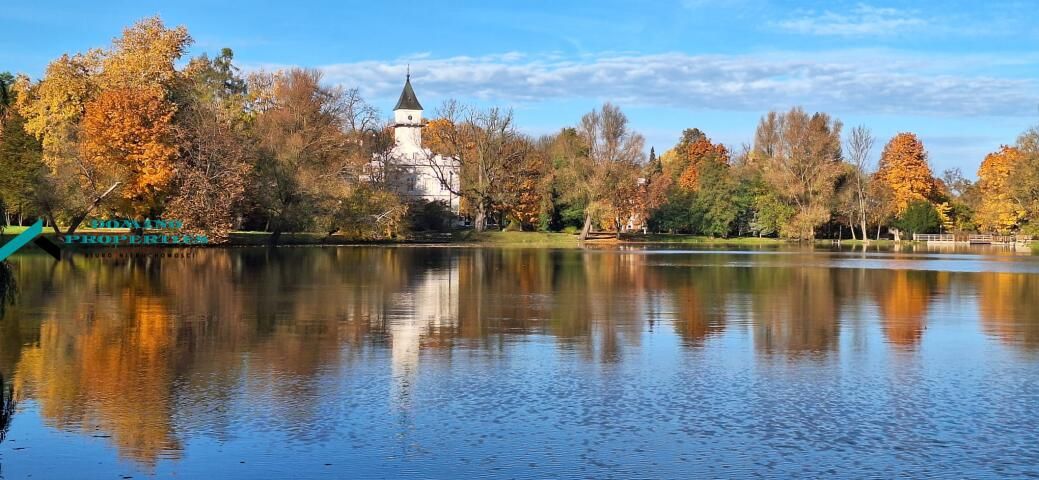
473,206,487,233
860,217,869,244
892,228,902,242
46,212,61,235
876,224,882,241
850,223,857,241
66,182,121,235
579,214,593,241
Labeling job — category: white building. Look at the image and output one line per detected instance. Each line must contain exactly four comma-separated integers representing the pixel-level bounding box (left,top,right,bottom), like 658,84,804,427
370,75,461,213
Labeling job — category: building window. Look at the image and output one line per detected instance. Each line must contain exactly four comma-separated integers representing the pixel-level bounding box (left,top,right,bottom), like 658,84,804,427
407,176,416,192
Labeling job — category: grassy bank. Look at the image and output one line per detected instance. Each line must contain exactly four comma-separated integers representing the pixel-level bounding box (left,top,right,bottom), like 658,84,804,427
619,233,788,245
0,227,996,251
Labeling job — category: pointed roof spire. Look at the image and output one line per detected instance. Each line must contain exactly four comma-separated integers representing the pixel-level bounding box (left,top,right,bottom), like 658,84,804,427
394,70,423,111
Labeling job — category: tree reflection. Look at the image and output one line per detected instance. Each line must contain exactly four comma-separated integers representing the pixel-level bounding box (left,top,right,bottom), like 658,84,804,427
872,270,936,346
0,260,14,319
0,248,1034,466
0,372,13,444
977,272,1039,349
752,267,841,354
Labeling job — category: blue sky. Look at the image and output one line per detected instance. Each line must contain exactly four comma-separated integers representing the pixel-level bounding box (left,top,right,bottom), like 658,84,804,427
3,0,1038,175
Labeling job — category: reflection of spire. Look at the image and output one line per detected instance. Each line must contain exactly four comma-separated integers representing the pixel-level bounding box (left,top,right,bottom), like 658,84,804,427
389,260,459,401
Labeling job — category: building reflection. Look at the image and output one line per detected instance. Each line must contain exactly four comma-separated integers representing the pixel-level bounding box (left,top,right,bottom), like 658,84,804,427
0,248,1034,465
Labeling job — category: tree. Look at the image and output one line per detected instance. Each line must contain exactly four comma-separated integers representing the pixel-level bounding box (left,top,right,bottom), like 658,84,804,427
0,72,14,128
251,68,362,243
14,53,107,232
689,159,740,237
81,87,178,215
753,107,843,240
893,200,940,237
15,17,190,233
974,146,1025,234
1011,127,1039,234
845,125,875,242
0,111,47,226
876,132,937,214
164,52,253,242
557,103,645,240
675,133,729,191
423,102,531,232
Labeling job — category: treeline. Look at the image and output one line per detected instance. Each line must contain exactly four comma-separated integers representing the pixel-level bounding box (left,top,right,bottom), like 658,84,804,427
2,17,1038,243
0,18,401,243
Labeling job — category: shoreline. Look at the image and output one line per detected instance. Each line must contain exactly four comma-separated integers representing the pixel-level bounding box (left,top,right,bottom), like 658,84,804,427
5,228,1027,251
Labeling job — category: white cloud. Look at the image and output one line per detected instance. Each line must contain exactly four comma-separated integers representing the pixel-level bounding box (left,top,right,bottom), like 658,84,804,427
305,50,1037,117
775,4,927,37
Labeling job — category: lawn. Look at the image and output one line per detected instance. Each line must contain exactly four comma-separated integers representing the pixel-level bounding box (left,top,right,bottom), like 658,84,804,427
0,226,960,250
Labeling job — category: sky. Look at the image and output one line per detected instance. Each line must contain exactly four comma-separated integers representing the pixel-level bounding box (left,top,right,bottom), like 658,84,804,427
3,0,1038,175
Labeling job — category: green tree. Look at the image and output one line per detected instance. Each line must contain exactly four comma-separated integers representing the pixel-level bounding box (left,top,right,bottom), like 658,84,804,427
0,112,47,225
689,159,740,237
894,200,940,237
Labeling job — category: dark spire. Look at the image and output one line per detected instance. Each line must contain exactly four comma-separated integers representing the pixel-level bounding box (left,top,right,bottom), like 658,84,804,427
394,73,423,111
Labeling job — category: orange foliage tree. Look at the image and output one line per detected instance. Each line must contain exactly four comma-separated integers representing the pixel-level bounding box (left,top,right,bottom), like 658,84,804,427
974,146,1025,233
81,87,177,214
675,133,730,191
876,132,937,214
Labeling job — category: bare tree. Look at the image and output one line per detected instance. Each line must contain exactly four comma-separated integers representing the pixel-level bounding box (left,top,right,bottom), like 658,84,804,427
847,125,875,242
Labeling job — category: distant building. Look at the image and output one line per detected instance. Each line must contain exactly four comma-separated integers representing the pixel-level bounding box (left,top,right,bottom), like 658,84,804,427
368,75,461,213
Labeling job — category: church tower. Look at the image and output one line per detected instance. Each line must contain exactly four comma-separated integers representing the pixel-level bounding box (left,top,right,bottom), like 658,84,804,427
393,72,424,155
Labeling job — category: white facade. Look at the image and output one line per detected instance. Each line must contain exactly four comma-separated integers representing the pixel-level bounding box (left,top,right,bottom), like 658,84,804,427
370,76,461,213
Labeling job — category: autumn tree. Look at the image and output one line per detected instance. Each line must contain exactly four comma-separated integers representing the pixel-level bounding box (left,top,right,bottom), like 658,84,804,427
673,130,730,191
501,139,549,228
753,107,843,240
557,103,645,240
81,87,178,216
16,17,190,233
253,69,353,242
974,146,1025,234
164,50,253,242
1011,127,1039,234
423,102,531,232
876,132,937,214
14,52,105,232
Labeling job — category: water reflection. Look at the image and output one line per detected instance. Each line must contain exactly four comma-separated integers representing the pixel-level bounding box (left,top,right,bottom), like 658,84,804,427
0,373,12,445
0,247,1036,474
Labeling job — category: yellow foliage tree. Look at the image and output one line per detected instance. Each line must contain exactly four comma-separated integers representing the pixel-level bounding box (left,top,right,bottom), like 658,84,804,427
14,16,190,228
876,132,937,213
974,146,1025,233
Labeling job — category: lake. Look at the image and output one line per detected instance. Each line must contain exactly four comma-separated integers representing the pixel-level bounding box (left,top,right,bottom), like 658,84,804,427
0,246,1038,478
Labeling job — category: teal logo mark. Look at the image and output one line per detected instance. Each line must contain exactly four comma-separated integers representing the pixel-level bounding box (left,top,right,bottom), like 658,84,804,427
0,220,61,261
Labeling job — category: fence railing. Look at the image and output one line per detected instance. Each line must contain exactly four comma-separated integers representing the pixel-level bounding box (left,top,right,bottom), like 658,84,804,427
913,234,955,242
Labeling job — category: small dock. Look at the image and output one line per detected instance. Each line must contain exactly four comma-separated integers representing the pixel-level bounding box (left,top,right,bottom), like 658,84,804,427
913,233,1030,247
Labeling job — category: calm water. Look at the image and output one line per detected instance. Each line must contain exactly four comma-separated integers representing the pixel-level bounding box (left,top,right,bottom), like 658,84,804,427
0,246,1038,478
